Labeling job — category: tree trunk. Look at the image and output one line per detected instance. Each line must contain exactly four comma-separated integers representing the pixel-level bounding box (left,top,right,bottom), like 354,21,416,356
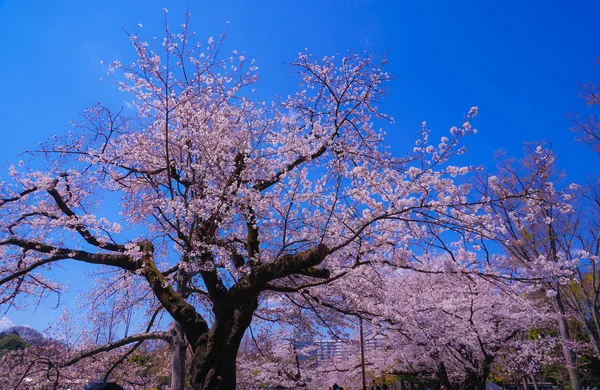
589,302,600,361
553,290,582,390
436,361,454,390
565,288,600,362
190,296,258,390
180,244,329,389
529,374,539,390
477,355,494,390
460,356,493,390
171,321,187,390
582,317,600,362
462,372,486,390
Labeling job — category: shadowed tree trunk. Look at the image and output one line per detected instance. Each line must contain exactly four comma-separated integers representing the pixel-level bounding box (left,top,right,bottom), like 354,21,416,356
437,361,454,390
476,355,495,390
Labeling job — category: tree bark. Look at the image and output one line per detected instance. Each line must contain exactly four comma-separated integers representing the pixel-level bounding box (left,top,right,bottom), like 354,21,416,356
190,295,258,390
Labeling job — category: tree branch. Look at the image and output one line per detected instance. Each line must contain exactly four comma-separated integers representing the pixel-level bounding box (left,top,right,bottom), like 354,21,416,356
46,180,125,252
61,331,170,367
243,244,330,290
0,238,135,271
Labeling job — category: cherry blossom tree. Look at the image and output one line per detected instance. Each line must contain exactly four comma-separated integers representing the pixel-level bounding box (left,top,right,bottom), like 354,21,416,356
475,145,585,390
0,338,169,389
235,259,553,390
0,15,483,389
559,196,600,365
565,68,600,365
342,260,550,390
571,65,600,154
493,334,561,389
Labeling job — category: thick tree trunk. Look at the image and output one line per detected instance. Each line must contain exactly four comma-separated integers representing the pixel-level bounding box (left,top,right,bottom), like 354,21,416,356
553,290,582,390
171,322,187,390
459,356,493,390
190,296,258,390
192,343,238,390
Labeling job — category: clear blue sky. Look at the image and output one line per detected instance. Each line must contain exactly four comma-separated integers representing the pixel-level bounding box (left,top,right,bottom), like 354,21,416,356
0,0,598,331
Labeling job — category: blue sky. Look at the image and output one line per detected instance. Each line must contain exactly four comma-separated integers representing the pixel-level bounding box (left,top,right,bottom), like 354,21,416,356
0,0,598,331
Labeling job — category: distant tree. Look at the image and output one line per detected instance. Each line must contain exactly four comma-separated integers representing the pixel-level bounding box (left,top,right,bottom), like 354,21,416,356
344,261,550,390
571,65,600,154
0,331,27,355
562,67,600,388
6,326,46,346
